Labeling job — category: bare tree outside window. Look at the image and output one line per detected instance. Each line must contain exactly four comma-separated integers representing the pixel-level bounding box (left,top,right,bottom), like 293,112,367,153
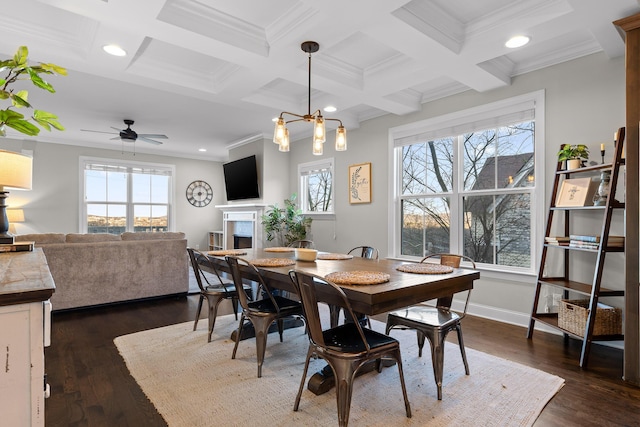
400,121,535,268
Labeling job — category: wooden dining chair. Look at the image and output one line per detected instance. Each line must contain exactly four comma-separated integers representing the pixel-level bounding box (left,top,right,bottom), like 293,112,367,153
289,270,411,427
226,256,305,378
385,253,476,400
187,248,251,343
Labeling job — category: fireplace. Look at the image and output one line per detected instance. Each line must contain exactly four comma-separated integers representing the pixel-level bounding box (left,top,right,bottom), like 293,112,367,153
215,204,266,250
233,235,252,249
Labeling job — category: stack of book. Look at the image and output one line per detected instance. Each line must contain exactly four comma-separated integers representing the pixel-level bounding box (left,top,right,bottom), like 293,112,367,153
545,236,570,246
568,235,625,249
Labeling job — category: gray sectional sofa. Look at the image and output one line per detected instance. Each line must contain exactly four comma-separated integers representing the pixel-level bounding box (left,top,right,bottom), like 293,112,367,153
16,232,188,311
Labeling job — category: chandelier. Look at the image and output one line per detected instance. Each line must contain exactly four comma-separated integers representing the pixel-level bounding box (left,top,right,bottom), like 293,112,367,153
273,41,347,155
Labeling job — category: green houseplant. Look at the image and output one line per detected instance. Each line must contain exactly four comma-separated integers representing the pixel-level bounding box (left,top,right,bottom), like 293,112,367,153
261,194,312,247
557,144,589,169
0,46,66,137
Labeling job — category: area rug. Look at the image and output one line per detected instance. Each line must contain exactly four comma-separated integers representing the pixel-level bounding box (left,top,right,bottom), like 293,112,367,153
114,314,564,427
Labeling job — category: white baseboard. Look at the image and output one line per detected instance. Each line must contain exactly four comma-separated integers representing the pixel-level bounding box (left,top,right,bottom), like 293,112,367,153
452,300,624,350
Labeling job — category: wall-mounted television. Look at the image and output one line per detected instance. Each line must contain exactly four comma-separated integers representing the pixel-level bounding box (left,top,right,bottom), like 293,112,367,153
222,155,260,201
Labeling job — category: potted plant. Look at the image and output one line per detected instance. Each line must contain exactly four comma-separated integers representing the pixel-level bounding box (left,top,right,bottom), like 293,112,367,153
261,194,312,247
0,46,66,137
557,144,589,170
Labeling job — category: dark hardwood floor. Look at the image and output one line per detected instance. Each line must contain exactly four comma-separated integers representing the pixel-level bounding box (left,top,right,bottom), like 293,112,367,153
45,295,640,427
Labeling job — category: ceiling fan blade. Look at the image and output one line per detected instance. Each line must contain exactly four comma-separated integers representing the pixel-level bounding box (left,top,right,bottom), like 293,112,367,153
80,129,118,135
138,134,168,139
110,136,121,140
111,126,123,132
138,136,163,145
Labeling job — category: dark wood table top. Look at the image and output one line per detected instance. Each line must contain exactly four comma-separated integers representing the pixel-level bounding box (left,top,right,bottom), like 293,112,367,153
206,249,480,315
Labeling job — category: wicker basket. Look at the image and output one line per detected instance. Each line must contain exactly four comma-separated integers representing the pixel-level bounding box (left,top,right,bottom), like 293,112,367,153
558,299,622,337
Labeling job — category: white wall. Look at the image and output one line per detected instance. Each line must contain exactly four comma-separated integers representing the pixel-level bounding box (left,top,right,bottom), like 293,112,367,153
285,51,626,324
0,139,224,251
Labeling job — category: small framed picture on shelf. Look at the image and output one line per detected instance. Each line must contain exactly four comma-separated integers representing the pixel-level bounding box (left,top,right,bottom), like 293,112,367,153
556,177,598,207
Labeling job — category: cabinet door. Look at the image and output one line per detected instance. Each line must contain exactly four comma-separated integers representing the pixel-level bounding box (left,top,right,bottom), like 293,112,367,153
0,302,45,426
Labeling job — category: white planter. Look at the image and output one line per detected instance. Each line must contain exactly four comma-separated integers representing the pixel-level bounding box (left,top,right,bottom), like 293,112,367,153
566,159,581,170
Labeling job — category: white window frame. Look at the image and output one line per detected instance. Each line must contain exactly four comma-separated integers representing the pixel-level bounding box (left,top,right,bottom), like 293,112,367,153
79,156,176,233
387,91,545,276
298,157,335,219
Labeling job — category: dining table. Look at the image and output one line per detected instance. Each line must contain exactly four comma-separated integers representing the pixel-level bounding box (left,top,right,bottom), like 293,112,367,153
205,248,480,394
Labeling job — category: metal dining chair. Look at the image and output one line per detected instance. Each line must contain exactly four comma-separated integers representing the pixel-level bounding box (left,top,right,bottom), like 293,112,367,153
288,239,315,248
385,253,476,400
187,248,251,343
226,256,306,378
289,270,411,427
347,245,379,260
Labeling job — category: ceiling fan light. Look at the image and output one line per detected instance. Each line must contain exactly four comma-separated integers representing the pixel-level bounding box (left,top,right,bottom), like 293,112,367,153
314,116,326,144
273,117,286,144
335,125,347,151
312,139,323,156
279,129,290,152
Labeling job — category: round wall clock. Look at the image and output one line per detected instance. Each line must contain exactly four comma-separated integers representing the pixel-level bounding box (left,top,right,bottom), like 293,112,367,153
186,180,213,207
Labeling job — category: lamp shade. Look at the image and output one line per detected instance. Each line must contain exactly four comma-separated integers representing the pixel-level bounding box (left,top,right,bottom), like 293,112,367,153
0,150,33,190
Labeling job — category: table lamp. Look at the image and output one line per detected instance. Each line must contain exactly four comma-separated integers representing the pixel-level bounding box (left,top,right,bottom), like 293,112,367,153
0,150,33,244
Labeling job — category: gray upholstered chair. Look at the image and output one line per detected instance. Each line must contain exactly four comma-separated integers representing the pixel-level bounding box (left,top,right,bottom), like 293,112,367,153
385,253,476,400
187,248,250,343
288,239,315,248
289,270,411,427
226,256,305,378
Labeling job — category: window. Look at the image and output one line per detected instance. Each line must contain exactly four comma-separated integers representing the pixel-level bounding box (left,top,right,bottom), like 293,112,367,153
80,157,175,234
389,91,544,273
299,158,334,215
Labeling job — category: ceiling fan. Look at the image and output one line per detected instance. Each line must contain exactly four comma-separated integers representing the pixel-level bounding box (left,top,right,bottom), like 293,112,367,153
81,119,168,145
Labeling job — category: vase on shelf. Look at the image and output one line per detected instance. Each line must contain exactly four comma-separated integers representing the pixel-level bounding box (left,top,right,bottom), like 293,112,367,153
566,159,582,170
592,170,611,206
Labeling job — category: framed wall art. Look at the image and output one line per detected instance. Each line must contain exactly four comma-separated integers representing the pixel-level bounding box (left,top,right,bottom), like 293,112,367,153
349,162,371,204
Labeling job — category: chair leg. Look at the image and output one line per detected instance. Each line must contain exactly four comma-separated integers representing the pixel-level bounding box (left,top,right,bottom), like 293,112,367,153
193,294,204,331
231,297,239,320
329,305,341,328
456,324,470,375
277,318,284,342
206,295,224,343
330,359,359,427
427,330,446,401
250,315,275,378
392,348,412,419
294,346,315,411
232,313,246,360
416,330,426,358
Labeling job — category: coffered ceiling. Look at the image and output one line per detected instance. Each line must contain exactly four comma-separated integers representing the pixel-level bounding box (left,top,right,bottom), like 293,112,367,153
1,0,638,160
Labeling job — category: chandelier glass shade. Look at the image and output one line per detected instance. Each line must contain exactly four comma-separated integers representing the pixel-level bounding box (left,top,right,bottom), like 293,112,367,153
273,41,347,155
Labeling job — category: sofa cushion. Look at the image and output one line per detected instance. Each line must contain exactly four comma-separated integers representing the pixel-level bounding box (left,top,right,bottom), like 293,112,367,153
121,231,186,241
16,233,66,244
66,233,122,243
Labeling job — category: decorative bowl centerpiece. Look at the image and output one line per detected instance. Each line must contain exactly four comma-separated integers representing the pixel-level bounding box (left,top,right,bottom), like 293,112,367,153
295,248,318,262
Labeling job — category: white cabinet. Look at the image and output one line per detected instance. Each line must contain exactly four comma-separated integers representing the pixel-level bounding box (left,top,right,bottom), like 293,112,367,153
0,249,55,427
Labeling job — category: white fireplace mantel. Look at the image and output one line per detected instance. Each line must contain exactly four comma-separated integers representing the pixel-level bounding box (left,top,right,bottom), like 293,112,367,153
215,204,266,250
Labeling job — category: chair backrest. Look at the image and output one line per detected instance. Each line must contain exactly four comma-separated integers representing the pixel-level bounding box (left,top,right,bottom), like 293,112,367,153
288,240,315,248
187,247,230,293
226,256,279,312
420,253,476,313
348,246,379,260
289,270,369,352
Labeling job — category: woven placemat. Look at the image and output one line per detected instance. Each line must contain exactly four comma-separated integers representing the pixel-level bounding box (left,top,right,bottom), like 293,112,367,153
264,247,295,253
207,249,247,256
250,258,296,267
317,253,354,260
325,271,390,285
396,263,454,274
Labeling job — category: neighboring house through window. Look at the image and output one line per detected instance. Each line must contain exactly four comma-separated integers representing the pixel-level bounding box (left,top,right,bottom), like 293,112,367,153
388,91,545,273
80,157,175,234
298,158,334,215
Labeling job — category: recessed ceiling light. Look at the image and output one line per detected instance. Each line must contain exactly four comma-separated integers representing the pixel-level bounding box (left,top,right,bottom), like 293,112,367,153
505,35,530,49
324,106,337,113
102,44,127,57
198,148,207,152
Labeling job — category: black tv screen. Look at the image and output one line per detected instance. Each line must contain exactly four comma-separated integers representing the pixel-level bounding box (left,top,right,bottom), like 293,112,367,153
223,155,260,201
